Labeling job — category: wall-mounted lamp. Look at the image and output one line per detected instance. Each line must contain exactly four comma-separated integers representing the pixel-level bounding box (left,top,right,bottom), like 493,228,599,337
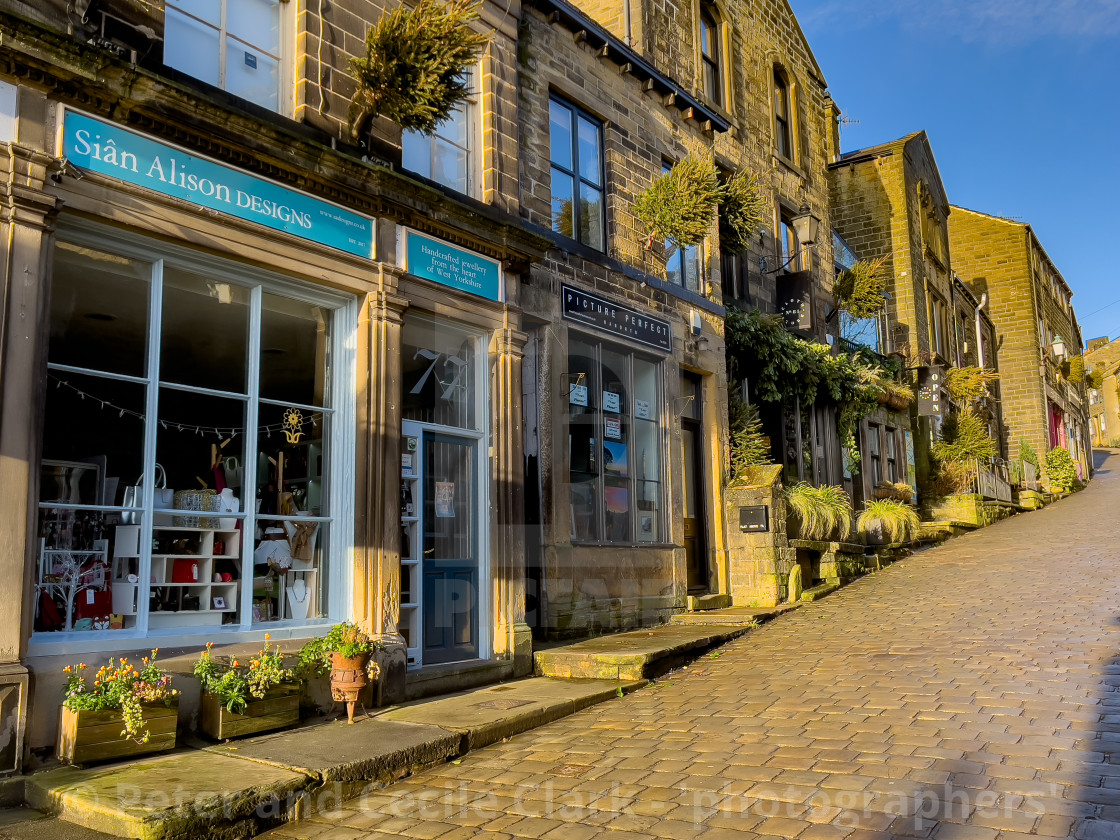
1052,335,1066,359
791,203,821,248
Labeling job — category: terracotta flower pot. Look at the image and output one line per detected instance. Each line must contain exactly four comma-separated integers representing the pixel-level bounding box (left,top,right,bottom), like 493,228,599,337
329,651,374,724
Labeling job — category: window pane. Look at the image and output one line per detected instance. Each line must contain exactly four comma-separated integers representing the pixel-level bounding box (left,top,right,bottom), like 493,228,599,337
225,39,279,111
432,137,469,194
41,372,147,506
579,183,604,251
551,170,574,238
260,293,331,407
50,242,150,378
634,359,660,543
549,100,573,170
577,117,601,186
160,265,250,393
227,0,280,54
601,347,629,541
402,131,433,180
401,315,480,430
164,8,221,89
438,103,470,149
256,405,329,517
168,0,222,24
683,244,702,293
665,242,681,287
155,387,246,500
567,338,599,542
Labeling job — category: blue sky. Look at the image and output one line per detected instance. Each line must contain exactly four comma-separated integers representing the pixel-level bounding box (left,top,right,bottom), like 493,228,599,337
790,0,1120,347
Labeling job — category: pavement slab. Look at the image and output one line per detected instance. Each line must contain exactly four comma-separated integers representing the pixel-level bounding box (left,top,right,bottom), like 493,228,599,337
261,451,1120,840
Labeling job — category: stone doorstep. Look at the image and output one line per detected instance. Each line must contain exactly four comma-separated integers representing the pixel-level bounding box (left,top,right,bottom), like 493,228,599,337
669,604,798,627
20,676,637,840
533,623,752,681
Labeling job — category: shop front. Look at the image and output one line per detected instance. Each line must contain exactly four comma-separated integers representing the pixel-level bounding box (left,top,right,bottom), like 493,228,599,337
524,280,730,637
2,99,540,758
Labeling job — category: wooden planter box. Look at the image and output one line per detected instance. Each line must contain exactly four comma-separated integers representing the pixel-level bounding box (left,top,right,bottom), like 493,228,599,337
59,701,178,765
200,684,300,741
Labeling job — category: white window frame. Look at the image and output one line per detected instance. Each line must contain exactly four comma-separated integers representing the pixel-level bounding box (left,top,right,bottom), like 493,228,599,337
30,220,356,655
164,0,294,118
401,63,481,199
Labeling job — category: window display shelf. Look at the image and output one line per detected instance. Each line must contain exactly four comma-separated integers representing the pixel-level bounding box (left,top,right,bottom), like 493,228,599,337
147,525,242,628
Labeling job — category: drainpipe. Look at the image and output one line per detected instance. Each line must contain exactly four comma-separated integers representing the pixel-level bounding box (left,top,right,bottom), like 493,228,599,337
974,293,988,367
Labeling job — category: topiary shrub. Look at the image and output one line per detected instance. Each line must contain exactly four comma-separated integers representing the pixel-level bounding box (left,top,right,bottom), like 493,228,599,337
944,366,999,405
727,394,772,485
634,155,722,250
719,169,767,250
931,410,997,464
1044,447,1078,493
348,0,489,137
834,254,890,320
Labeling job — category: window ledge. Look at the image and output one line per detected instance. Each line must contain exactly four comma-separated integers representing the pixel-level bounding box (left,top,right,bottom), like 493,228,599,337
773,152,806,180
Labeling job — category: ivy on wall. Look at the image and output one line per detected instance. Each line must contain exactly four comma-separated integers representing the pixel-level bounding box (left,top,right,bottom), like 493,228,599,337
348,0,489,136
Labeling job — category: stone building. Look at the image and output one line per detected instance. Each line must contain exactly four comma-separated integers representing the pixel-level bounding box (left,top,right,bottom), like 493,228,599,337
516,0,844,628
828,132,995,490
0,0,548,764
948,207,1091,482
1085,337,1120,446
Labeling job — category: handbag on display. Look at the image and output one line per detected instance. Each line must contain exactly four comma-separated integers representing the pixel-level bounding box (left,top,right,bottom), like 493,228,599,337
121,465,173,524
173,489,219,528
171,559,200,583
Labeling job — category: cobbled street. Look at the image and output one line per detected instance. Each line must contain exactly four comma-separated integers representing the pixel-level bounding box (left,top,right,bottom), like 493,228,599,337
268,451,1120,840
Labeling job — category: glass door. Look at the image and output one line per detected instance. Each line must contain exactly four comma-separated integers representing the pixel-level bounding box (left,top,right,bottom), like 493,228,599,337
422,432,479,664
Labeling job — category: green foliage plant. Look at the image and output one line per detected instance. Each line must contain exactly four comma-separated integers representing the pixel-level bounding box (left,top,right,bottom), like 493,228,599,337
634,156,722,250
727,390,772,485
1067,355,1085,384
62,650,177,743
719,169,768,250
944,366,999,404
785,482,852,540
298,622,378,678
195,636,295,714
1018,438,1040,470
857,499,920,544
1044,446,1078,492
1086,366,1105,390
931,410,997,464
348,0,489,136
834,254,890,320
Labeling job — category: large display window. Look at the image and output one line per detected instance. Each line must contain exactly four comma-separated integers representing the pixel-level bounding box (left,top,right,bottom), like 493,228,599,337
566,336,664,544
33,228,355,646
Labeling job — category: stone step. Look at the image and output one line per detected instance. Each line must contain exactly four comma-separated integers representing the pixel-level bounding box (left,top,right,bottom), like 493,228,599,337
534,624,751,681
23,677,638,840
669,604,796,627
685,593,732,611
800,581,841,602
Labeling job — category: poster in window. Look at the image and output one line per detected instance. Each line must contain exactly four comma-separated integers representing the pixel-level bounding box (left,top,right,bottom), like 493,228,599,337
635,399,651,420
603,391,621,413
604,417,622,440
603,441,628,475
435,482,455,518
569,384,588,406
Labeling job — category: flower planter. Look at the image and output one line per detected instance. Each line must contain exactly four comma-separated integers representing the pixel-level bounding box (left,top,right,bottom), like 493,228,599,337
200,684,300,741
330,652,376,724
58,701,178,765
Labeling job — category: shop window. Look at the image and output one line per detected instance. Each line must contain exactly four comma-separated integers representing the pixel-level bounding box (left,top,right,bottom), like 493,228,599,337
34,232,350,642
773,66,794,161
566,337,663,544
164,0,286,114
663,161,703,293
699,6,722,106
866,423,882,484
886,429,898,482
401,317,482,432
402,66,478,197
549,97,605,251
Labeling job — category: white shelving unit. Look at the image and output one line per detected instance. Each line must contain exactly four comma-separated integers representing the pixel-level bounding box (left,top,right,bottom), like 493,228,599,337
129,525,243,629
400,432,421,666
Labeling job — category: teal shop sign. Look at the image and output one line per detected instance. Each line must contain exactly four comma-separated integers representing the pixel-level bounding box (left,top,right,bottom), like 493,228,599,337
61,109,374,260
402,228,502,302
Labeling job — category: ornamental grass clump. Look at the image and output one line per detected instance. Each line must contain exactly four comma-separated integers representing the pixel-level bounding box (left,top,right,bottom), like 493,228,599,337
62,650,177,743
348,0,489,136
857,499,920,544
194,636,294,714
785,483,852,541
